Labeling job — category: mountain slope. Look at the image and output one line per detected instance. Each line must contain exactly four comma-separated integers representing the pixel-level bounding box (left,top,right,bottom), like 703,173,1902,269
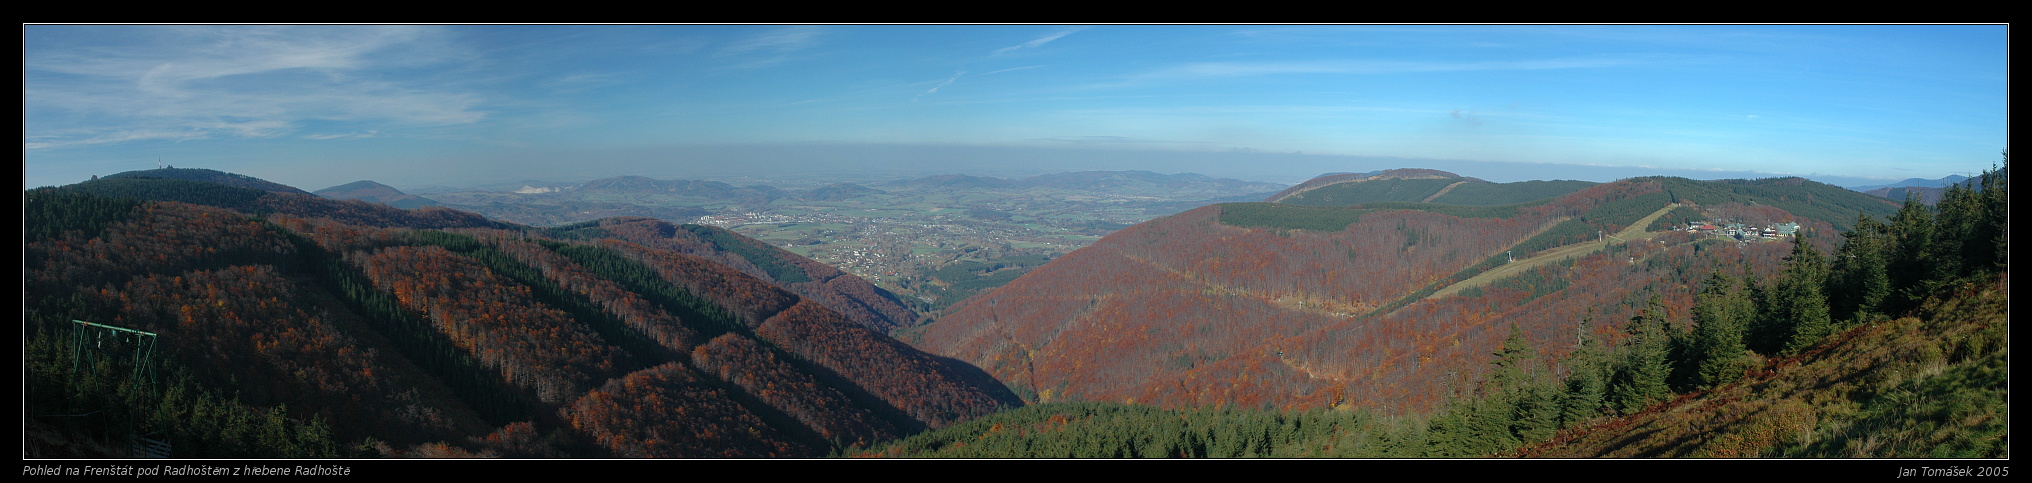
850,275,2006,458
907,174,1905,416
24,172,1020,458
559,217,923,332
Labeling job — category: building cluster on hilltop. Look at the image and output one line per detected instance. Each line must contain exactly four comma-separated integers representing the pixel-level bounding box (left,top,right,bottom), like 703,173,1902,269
1675,220,1801,242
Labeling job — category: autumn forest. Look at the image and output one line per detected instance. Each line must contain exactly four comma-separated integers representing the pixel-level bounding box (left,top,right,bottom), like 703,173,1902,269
22,161,2008,459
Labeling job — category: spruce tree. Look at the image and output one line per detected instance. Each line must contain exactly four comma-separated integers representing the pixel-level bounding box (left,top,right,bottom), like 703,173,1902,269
1689,270,1753,389
1608,302,1673,415
1557,325,1608,427
1884,195,1935,313
1509,382,1562,443
1465,398,1518,455
1488,323,1534,395
1930,181,1981,282
1773,235,1834,355
1977,153,2007,275
1828,214,1892,323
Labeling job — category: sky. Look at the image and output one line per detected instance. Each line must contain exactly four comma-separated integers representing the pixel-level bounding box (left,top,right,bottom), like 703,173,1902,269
23,25,2009,191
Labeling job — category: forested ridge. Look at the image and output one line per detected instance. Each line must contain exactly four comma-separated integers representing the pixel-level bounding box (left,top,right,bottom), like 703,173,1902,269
908,162,2001,459
24,171,1019,458
873,161,2007,458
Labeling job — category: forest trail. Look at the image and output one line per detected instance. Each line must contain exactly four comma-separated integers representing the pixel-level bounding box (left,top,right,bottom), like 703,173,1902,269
1422,203,1683,301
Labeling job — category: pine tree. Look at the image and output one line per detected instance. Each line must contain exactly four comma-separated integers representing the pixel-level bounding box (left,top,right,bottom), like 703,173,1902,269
1687,270,1754,388
1608,301,1673,415
1487,323,1534,396
1557,317,1608,427
1509,381,1561,443
1464,397,1518,455
1930,181,1981,282
1422,401,1468,457
1827,214,1892,323
1884,195,1935,313
1930,155,2008,284
1772,235,1834,355
1977,152,2007,276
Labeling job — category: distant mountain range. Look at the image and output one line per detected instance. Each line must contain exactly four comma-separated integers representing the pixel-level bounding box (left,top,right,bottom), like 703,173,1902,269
1846,174,1970,192
1845,174,1987,206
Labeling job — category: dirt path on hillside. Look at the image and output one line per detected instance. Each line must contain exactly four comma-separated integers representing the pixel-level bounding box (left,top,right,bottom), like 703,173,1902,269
1423,203,1683,301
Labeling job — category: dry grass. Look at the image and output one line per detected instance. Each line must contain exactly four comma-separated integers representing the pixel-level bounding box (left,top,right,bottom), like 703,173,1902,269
1519,277,2007,459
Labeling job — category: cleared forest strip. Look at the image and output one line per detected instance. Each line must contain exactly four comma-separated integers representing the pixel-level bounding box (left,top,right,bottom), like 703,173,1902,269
1424,204,1682,300
1419,181,1469,203
1264,173,1450,204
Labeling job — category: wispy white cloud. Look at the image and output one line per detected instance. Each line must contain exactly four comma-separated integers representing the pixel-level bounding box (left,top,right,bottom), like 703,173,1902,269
715,26,826,68
24,127,213,149
25,25,485,150
981,65,1043,76
993,27,1088,56
303,130,381,140
1150,56,1644,79
914,70,968,102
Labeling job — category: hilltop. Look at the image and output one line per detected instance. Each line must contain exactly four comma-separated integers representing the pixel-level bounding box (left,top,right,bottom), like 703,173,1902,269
314,180,442,209
84,167,312,195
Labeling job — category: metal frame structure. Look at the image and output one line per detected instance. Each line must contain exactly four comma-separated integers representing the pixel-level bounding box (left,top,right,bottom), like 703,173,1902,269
69,320,169,457
70,320,159,392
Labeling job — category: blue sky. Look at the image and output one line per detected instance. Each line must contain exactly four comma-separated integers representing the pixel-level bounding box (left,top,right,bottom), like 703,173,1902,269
23,25,2009,190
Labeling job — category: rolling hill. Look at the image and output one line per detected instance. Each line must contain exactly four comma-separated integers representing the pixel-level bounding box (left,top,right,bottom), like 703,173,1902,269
882,164,2003,458
314,180,442,209
906,173,1905,417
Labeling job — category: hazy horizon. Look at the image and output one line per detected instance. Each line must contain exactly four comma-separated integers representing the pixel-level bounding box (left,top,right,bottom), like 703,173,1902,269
26,25,2007,192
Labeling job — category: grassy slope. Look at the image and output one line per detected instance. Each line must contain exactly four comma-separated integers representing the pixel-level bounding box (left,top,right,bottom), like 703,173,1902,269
1425,203,1682,300
1518,276,2008,458
851,275,2008,458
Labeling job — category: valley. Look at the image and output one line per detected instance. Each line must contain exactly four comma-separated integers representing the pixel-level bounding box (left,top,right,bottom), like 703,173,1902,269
407,171,1284,312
